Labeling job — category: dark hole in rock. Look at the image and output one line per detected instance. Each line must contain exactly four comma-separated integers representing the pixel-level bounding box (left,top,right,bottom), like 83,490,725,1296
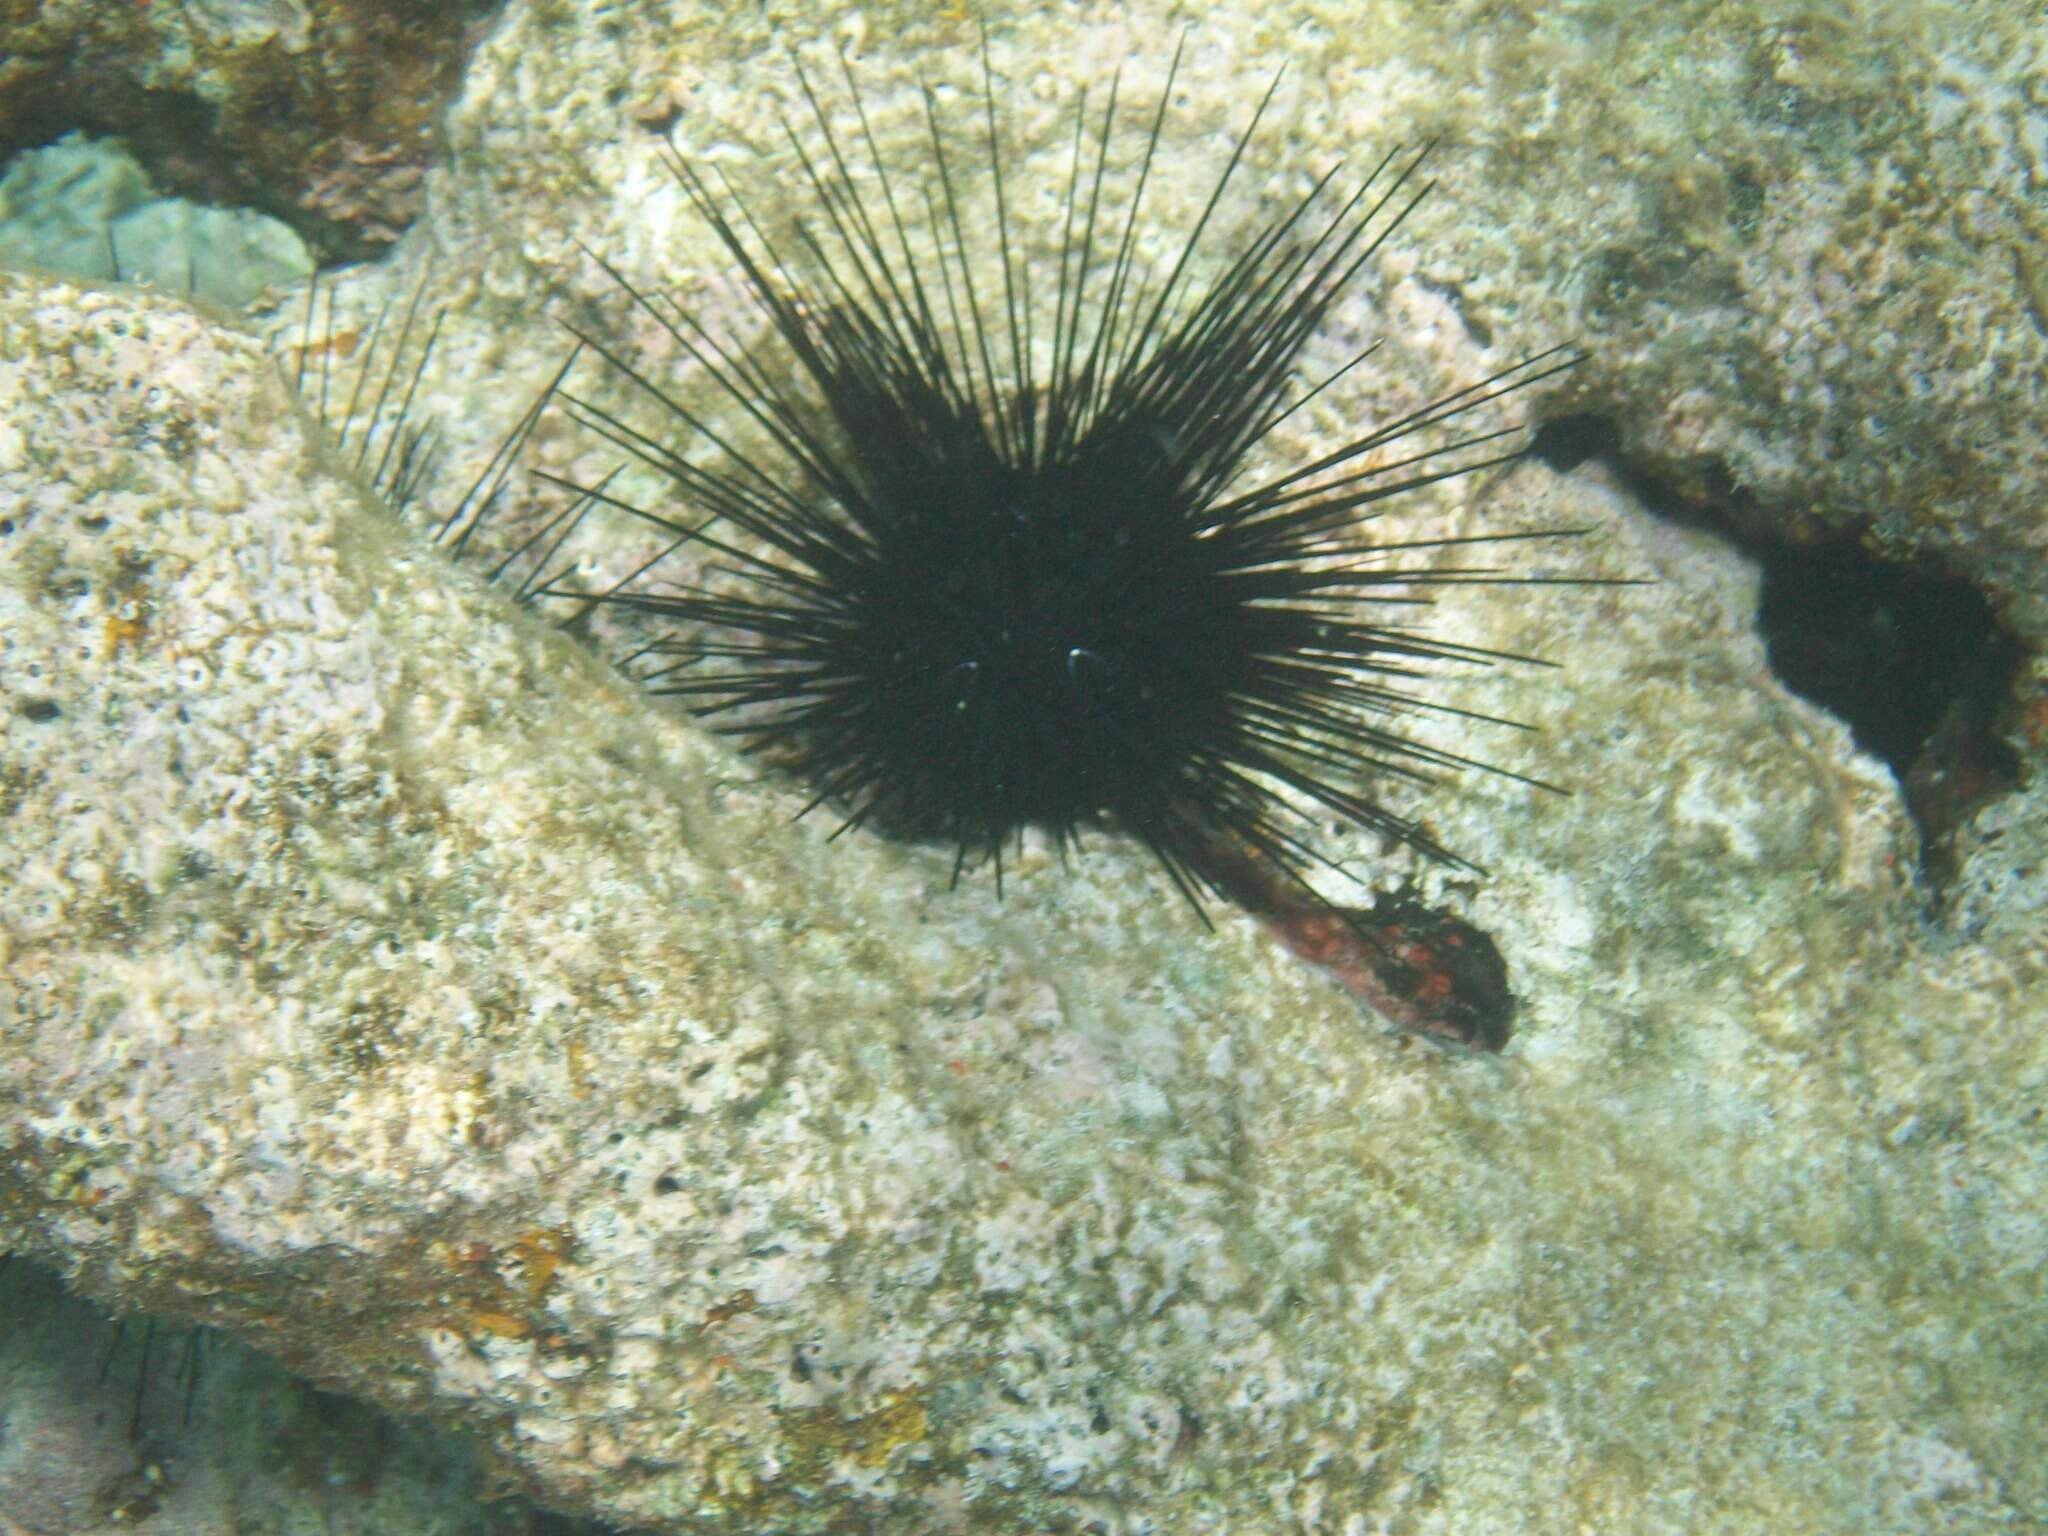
1530,411,2029,887
1528,412,1622,473
1755,543,2024,879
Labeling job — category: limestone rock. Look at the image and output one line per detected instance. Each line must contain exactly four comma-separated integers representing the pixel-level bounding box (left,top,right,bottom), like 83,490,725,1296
0,1259,561,1535
0,0,491,260
3,0,2046,1529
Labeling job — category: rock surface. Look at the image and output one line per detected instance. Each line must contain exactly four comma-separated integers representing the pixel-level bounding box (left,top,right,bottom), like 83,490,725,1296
3,0,2046,1532
0,0,495,259
0,1258,579,1535
425,0,2048,631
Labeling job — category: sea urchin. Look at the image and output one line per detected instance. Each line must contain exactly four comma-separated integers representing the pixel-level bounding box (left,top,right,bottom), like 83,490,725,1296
537,37,1585,922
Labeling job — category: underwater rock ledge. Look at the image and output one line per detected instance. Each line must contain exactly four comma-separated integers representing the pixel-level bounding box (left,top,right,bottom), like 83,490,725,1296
0,259,2043,1530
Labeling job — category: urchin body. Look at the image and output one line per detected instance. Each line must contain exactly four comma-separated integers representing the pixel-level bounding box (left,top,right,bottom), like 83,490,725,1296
791,414,1259,858
553,41,1580,914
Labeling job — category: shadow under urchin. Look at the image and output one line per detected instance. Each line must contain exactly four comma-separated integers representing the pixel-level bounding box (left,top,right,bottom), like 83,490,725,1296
521,34,1588,922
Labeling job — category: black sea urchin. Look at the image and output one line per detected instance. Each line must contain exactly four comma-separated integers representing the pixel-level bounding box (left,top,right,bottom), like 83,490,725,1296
536,39,1586,921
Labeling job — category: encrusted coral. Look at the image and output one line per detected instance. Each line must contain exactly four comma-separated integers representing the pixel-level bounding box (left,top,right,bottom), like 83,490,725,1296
0,0,493,260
